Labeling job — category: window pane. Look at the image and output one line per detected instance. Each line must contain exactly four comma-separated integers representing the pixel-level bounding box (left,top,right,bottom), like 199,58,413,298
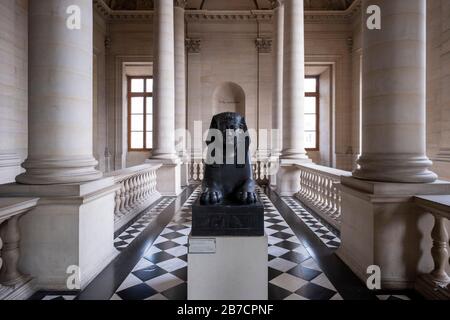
305,114,316,131
305,97,317,114
305,131,316,149
146,114,153,131
146,132,153,149
131,97,144,114
131,79,144,93
146,97,153,114
131,132,144,149
131,115,144,131
305,78,317,93
146,79,153,93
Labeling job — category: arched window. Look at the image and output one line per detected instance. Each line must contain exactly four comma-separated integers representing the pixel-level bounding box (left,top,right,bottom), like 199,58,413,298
127,76,153,151
305,76,320,151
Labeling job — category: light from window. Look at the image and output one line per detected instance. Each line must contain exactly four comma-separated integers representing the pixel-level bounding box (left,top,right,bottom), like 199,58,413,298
304,77,319,150
128,76,153,150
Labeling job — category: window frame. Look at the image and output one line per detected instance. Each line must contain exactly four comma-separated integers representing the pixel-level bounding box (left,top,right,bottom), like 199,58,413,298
127,75,154,152
305,75,320,152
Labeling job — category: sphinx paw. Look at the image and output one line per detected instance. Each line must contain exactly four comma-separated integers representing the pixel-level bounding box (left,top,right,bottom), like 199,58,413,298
237,191,257,204
200,189,223,205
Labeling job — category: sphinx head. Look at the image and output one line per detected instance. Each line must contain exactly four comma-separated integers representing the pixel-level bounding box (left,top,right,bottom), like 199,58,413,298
205,112,250,165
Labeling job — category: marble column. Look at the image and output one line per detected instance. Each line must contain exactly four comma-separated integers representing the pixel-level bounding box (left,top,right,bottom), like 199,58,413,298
269,1,284,188
280,0,308,161
151,0,178,161
16,0,101,185
270,0,284,159
353,0,437,183
174,0,189,187
435,1,450,163
147,0,181,195
276,0,309,196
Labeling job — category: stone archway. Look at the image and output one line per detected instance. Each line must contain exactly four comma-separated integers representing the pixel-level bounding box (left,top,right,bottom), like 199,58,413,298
212,82,245,116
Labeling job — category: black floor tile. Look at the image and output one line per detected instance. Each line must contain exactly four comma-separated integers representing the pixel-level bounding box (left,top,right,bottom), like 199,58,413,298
295,283,336,300
171,266,187,282
268,283,292,300
144,251,175,264
132,265,168,282
268,225,288,231
287,265,322,281
268,267,283,281
116,283,158,300
162,283,187,300
270,231,293,240
275,240,301,250
280,251,309,264
161,231,185,240
155,241,180,251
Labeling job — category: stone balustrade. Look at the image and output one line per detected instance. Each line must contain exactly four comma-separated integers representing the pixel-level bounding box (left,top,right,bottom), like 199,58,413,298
294,163,351,230
107,164,162,231
253,158,271,185
188,158,204,183
414,195,450,300
0,197,38,300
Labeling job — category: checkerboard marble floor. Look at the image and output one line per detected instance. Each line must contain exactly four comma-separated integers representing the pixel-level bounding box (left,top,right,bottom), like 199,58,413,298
31,186,417,301
110,187,343,300
114,197,175,250
281,197,341,249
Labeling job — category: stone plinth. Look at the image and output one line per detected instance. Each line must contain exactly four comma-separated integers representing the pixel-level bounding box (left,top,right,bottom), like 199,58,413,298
192,199,264,237
337,176,450,289
0,178,119,291
188,234,268,300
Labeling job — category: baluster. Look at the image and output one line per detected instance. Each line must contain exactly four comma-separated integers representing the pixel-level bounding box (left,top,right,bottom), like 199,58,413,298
119,180,127,214
306,171,312,200
199,161,204,180
193,162,198,181
144,172,150,198
138,174,143,203
327,178,334,212
323,177,330,210
311,172,317,204
331,182,338,213
129,176,135,210
319,174,326,209
429,215,450,285
0,216,26,286
133,175,139,206
114,187,122,217
124,178,131,212
336,185,342,220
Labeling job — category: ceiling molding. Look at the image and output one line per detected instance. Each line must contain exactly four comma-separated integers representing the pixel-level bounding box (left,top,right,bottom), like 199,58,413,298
94,0,361,23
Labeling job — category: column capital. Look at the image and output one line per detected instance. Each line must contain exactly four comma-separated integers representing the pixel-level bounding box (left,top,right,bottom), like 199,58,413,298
255,38,272,53
174,0,187,8
269,0,283,9
186,38,201,54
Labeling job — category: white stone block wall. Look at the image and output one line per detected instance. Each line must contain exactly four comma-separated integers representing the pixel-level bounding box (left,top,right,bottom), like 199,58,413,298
0,0,28,183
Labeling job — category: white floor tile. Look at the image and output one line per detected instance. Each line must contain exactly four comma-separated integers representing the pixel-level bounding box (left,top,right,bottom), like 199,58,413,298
145,273,184,292
270,273,308,292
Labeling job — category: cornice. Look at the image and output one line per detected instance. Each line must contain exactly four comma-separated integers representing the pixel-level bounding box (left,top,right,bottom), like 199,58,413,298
94,0,362,24
185,10,273,22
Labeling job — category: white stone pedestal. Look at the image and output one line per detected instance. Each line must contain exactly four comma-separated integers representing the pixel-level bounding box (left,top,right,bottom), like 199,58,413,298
337,176,450,289
0,178,119,290
276,159,311,196
188,235,268,300
146,158,182,196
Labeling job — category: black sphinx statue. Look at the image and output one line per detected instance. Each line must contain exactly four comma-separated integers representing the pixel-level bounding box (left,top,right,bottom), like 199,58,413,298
191,112,264,237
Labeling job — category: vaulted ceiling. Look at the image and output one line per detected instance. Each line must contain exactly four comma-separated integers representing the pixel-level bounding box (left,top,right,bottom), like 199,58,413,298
103,0,356,11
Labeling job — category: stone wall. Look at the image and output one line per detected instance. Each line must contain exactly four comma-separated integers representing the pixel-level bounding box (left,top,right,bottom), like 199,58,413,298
0,0,28,183
427,0,450,180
